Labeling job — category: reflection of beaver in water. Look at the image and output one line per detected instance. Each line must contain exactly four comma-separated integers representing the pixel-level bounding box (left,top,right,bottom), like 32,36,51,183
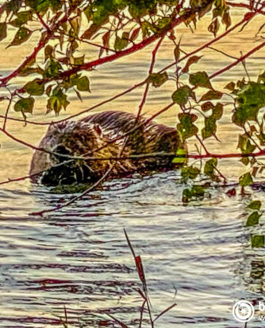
30,111,185,186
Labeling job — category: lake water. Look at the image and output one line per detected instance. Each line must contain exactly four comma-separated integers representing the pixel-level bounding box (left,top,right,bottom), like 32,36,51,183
1,3,265,327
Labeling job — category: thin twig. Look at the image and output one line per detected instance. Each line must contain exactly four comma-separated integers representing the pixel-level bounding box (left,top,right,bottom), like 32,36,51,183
136,36,164,120
153,303,177,322
2,97,12,131
105,313,129,328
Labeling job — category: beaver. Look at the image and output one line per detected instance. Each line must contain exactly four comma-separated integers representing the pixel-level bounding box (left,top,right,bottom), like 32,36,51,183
30,111,185,186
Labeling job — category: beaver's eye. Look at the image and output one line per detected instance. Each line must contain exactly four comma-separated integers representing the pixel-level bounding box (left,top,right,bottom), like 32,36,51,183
51,145,71,163
54,145,70,155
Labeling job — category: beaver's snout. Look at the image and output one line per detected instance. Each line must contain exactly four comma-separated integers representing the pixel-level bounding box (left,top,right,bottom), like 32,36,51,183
41,145,94,186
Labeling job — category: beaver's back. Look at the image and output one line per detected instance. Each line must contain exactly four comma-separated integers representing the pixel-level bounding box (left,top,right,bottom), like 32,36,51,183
81,111,180,154
81,111,175,137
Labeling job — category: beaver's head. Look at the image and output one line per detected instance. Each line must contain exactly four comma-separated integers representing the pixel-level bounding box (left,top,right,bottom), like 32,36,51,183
30,120,106,186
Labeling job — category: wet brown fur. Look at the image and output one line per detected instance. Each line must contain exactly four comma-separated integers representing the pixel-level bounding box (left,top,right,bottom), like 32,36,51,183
30,111,184,186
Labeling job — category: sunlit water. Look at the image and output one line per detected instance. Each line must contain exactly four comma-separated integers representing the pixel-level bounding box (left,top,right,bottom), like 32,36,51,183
1,3,265,327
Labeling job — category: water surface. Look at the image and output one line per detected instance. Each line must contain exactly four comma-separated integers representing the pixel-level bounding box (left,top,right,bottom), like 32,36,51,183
1,3,265,327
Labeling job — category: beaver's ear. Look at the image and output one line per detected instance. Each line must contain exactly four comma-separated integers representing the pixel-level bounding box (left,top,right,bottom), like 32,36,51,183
47,122,56,133
93,123,102,137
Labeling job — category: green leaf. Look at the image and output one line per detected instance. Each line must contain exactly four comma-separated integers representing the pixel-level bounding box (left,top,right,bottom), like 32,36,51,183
241,157,249,166
49,0,62,11
246,211,261,227
26,0,62,12
69,16,81,37
224,81,235,91
141,21,153,37
10,11,32,27
73,55,85,66
202,116,216,139
182,55,202,73
8,27,32,47
204,158,217,177
172,147,188,164
81,23,101,40
201,101,214,112
182,188,192,202
233,106,258,127
14,97,34,113
148,72,168,88
237,134,256,154
239,172,253,187
222,9,231,29
232,82,265,126
183,185,205,202
200,90,223,102
44,45,54,61
248,200,262,211
6,0,20,14
156,17,171,31
76,76,90,92
181,166,200,181
128,1,156,19
24,79,45,96
47,88,69,114
189,71,212,89
172,86,193,106
114,35,128,51
88,0,120,25
208,17,220,37
18,57,43,77
251,235,265,248
18,67,43,77
62,73,81,90
177,113,198,140
47,97,60,114
212,103,223,120
43,59,62,78
0,23,7,42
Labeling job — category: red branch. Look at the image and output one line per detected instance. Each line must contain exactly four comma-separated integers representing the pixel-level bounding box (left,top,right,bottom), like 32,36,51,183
227,1,265,15
189,150,265,159
210,40,265,79
59,15,186,79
